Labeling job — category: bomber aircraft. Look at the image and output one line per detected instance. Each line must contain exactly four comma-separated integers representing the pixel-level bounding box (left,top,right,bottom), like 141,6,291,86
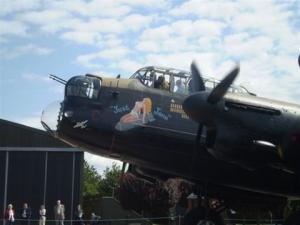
42,59,300,222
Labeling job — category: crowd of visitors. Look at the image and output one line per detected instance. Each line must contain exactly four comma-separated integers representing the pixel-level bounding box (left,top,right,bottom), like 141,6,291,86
2,201,90,225
3,194,226,225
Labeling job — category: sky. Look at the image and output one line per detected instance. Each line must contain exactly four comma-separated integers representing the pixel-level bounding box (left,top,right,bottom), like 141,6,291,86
0,0,300,173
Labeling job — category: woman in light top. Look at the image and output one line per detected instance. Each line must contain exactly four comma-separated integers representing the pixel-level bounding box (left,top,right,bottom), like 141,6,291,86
39,205,46,225
4,204,15,225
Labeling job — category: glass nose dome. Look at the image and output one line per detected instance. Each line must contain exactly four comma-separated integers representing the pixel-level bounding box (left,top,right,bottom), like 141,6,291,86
41,101,63,135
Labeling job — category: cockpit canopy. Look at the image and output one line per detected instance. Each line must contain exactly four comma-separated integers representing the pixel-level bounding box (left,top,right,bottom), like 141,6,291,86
65,75,101,100
130,66,252,95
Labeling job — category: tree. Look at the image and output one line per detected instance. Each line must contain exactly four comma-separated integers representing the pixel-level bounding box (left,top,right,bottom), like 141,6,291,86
83,161,122,200
83,160,101,200
98,163,122,197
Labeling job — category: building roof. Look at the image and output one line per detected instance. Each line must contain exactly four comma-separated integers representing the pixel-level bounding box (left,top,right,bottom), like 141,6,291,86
0,118,74,148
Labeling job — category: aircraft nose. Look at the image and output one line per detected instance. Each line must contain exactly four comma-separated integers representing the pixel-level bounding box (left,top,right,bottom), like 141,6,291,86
41,101,63,135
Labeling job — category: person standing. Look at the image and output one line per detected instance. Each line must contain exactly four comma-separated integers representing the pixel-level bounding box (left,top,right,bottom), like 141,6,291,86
20,203,31,225
4,204,15,225
39,205,46,225
175,79,185,94
74,204,84,225
91,213,100,225
207,198,225,225
54,200,65,225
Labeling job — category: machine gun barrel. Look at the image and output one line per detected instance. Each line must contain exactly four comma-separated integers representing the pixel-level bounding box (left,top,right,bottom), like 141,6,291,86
49,74,67,85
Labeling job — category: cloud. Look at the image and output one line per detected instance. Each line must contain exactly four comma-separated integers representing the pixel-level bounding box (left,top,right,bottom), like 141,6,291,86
76,46,129,68
223,34,274,58
61,32,123,47
15,4,153,36
0,20,28,37
145,52,219,74
22,73,51,83
76,54,101,69
16,9,75,33
120,0,170,9
137,19,226,53
0,0,41,16
48,0,131,18
0,44,53,59
47,0,168,19
231,1,293,36
122,14,154,31
59,15,153,46
61,31,102,45
99,47,130,59
136,40,160,52
236,54,300,103
72,18,125,34
18,9,71,24
169,0,239,21
15,5,154,45
115,59,144,74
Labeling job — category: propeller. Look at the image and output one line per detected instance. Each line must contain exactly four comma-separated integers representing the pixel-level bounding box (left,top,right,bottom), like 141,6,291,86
188,62,206,175
190,61,205,92
183,62,239,125
207,66,239,104
189,62,206,154
184,61,239,161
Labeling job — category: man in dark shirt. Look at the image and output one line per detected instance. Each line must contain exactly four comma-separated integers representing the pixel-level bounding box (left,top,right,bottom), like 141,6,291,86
184,193,206,225
20,203,31,225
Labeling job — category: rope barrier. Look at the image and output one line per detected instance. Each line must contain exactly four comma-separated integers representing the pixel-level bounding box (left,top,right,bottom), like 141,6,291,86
0,217,284,222
1,216,177,222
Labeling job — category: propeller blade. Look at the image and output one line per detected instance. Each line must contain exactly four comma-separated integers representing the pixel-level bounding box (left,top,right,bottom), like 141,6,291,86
195,124,203,146
190,124,203,175
207,65,240,104
121,162,127,174
298,54,300,68
191,61,206,92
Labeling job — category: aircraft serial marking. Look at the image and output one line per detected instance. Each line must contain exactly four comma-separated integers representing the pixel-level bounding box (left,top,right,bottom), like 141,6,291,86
170,103,189,119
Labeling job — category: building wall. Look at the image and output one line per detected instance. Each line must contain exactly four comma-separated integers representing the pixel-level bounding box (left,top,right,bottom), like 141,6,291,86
0,149,83,225
6,151,45,218
0,119,84,225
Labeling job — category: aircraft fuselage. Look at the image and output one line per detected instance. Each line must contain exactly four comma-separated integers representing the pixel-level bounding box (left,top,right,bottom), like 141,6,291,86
41,75,300,198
